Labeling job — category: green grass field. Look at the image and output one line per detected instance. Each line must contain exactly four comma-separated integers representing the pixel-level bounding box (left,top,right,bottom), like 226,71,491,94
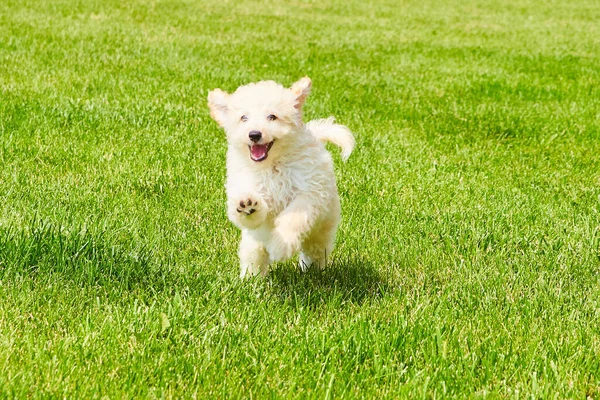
1,0,599,397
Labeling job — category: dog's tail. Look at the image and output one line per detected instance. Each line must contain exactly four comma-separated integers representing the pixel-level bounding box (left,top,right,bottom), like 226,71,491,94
306,117,355,161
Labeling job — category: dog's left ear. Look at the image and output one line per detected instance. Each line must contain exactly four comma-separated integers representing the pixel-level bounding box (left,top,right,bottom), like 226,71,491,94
290,77,312,109
207,89,229,127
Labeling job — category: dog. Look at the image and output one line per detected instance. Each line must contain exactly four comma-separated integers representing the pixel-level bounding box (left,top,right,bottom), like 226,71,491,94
207,77,355,278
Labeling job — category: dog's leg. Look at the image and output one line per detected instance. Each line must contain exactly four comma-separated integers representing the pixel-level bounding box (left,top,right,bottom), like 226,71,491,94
239,230,270,278
299,216,338,271
227,193,267,230
299,252,316,272
267,194,326,262
299,246,329,272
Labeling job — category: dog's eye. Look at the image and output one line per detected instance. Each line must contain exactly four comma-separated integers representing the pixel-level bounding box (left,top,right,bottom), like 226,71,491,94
240,115,248,122
267,114,278,121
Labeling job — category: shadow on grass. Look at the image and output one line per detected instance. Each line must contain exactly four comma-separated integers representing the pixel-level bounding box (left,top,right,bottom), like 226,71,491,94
0,220,392,306
267,256,391,307
0,220,180,293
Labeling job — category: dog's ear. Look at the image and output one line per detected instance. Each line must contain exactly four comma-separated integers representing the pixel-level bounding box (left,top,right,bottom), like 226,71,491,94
290,77,312,109
207,89,229,126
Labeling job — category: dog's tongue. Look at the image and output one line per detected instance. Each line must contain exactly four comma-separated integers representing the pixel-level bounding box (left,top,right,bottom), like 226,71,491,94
250,144,269,161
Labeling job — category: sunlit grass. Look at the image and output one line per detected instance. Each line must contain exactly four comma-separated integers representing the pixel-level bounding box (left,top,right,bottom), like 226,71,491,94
0,0,599,397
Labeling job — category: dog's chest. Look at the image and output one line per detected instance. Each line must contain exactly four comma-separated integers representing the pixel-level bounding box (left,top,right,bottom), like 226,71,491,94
257,164,305,215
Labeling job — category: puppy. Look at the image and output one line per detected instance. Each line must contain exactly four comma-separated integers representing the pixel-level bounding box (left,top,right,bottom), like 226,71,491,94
207,77,354,278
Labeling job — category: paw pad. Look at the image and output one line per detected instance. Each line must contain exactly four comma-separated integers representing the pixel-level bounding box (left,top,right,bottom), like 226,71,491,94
236,198,258,215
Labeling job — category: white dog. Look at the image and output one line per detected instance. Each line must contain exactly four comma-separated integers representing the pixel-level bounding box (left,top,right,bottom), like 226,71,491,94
208,77,354,278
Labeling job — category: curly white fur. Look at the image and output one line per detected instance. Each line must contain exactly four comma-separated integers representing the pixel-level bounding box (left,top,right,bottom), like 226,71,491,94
208,77,354,278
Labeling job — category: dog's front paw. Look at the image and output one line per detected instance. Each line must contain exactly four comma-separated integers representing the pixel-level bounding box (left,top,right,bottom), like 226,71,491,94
267,228,300,262
228,194,267,229
236,197,259,216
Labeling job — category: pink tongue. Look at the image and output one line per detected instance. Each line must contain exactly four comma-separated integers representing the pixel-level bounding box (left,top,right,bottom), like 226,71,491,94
250,144,268,160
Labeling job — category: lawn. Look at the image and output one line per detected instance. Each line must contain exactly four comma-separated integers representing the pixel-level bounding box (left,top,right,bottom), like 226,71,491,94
1,0,599,397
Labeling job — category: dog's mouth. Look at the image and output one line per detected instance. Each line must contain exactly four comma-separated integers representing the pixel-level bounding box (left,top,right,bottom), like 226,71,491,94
249,141,274,162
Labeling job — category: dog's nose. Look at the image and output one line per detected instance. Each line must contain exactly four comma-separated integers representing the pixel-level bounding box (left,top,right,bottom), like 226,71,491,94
248,131,262,143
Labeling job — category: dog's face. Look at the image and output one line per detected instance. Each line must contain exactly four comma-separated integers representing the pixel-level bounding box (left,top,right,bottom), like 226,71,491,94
208,77,311,163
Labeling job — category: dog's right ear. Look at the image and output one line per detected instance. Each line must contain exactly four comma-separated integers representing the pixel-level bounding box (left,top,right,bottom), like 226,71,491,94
207,89,229,127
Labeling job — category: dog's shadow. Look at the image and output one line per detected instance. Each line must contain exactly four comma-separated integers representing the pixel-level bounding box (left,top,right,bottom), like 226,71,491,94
267,256,391,307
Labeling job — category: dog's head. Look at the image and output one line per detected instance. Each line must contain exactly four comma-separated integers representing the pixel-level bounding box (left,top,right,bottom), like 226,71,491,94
207,77,312,163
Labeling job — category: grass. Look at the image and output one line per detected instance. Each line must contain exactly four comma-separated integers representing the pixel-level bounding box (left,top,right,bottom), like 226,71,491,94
1,0,599,397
